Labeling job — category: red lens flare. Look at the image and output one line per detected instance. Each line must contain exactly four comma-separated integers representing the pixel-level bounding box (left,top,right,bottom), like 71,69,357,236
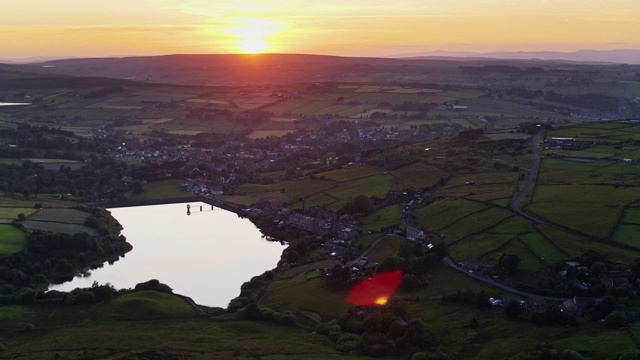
346,270,403,306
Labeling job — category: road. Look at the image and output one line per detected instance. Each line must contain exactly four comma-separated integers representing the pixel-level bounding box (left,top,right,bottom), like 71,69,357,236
442,256,569,301
441,131,572,301
510,131,546,224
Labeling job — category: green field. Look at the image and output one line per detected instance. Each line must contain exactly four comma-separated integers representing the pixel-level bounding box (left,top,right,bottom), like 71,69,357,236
290,192,339,210
0,206,37,223
0,224,26,254
93,291,197,320
316,165,383,182
0,158,23,165
611,224,640,247
6,66,640,359
414,199,490,233
264,260,351,321
23,208,97,236
390,162,449,190
128,179,189,201
0,296,367,360
519,232,567,263
361,204,403,231
325,174,394,200
439,207,513,244
527,184,640,239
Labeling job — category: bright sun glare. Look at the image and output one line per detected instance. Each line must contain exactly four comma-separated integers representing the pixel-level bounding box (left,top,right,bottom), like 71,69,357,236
374,296,389,305
230,18,278,54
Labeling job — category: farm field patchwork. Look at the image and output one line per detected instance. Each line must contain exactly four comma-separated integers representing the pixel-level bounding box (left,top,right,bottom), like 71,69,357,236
361,204,403,232
438,207,514,245
390,162,449,190
535,224,638,262
414,198,490,233
316,165,383,182
526,184,640,239
364,235,410,262
324,174,394,200
0,207,37,223
22,208,97,236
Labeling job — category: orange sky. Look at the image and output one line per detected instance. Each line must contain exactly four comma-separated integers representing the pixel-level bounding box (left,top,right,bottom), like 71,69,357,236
1,0,639,60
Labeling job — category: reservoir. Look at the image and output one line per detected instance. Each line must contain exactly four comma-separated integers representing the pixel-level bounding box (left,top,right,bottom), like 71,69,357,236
48,202,285,308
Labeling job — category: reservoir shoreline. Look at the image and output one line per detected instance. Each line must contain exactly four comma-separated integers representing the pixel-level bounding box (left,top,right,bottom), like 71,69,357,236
50,201,284,307
94,195,246,215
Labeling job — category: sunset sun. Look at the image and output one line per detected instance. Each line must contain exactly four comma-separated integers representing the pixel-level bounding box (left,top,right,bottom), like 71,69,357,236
230,18,279,54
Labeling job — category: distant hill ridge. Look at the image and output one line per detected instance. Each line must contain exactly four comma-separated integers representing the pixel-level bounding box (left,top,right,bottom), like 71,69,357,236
398,49,640,64
3,51,639,86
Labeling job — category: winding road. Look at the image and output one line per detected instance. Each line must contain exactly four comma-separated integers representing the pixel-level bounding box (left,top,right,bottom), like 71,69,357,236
510,131,547,224
443,256,569,301
441,130,570,301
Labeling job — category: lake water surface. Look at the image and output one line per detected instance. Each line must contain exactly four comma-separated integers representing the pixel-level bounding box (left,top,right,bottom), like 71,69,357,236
48,202,285,307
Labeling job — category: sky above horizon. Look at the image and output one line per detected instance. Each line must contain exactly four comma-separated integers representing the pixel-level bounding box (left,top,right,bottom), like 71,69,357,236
1,0,639,60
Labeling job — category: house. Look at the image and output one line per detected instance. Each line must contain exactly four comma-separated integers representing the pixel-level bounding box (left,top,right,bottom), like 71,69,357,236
502,293,524,305
562,296,592,316
524,297,548,313
287,212,326,235
399,216,418,230
406,226,425,241
461,258,496,275
352,257,369,269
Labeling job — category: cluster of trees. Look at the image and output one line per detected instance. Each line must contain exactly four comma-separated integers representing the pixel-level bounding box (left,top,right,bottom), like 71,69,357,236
391,101,436,112
0,124,113,154
186,107,273,127
441,289,492,310
45,282,118,305
84,86,124,98
134,279,173,293
325,243,443,292
365,148,422,170
317,298,434,357
0,125,135,201
0,156,132,201
543,91,620,112
509,343,590,360
324,263,357,290
0,208,129,304
460,65,545,75
340,195,374,217
497,87,621,113
530,250,638,298
517,122,553,134
238,303,297,326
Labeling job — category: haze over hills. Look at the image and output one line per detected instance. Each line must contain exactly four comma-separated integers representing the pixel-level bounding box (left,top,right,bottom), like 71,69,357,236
7,52,637,87
398,49,640,64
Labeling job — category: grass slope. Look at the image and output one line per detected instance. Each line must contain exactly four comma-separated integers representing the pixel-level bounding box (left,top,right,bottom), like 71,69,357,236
0,224,26,254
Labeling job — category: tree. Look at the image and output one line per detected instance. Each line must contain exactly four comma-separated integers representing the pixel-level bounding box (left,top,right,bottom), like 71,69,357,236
603,311,627,329
498,253,521,274
590,261,607,275
505,301,524,319
590,296,616,320
352,195,373,215
132,181,144,194
377,256,409,273
342,195,374,216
